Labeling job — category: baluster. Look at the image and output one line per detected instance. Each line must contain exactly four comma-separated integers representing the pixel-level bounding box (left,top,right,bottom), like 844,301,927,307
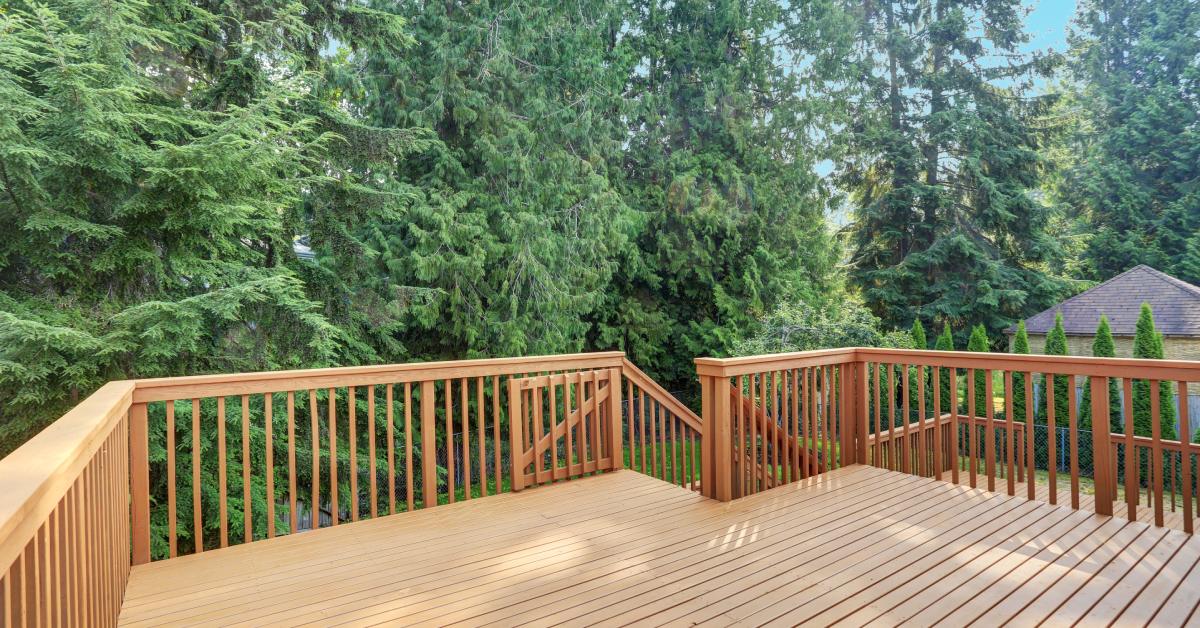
1180,382,1192,533
309,390,320,529
329,388,339,524
1152,381,1164,526
288,391,298,532
166,401,177,557
405,382,416,511
265,394,275,536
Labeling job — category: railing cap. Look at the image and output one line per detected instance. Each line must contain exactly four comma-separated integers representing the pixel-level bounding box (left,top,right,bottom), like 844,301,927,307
696,347,1200,380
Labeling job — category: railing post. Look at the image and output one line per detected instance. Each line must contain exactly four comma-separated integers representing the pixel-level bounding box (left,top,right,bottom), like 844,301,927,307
508,378,525,492
1090,376,1114,516
699,372,733,501
856,360,869,465
421,380,439,506
129,401,150,565
609,367,623,470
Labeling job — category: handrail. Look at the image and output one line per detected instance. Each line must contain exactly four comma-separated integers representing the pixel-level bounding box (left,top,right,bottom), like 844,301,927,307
0,380,135,626
0,380,133,573
698,347,1200,535
695,347,857,377
133,351,626,402
621,358,701,430
699,347,1200,380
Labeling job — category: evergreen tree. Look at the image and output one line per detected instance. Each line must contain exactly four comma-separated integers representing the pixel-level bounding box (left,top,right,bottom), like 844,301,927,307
356,0,632,363
1079,315,1122,431
1132,304,1177,438
1040,313,1071,427
0,0,429,554
602,0,839,387
1053,0,1200,283
815,0,1067,339
911,319,928,349
1011,321,1031,424
967,324,990,418
935,323,954,413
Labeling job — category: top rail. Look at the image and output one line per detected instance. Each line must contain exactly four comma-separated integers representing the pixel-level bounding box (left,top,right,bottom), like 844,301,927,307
132,352,626,402
0,381,133,572
699,347,1200,380
621,358,701,430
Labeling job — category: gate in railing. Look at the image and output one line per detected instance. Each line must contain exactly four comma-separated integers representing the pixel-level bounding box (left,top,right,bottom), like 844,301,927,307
508,369,623,490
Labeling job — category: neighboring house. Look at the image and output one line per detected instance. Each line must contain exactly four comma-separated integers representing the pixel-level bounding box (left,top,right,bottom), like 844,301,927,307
1007,265,1200,360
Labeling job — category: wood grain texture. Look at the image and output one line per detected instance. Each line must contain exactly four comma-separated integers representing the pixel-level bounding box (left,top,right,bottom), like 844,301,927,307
116,465,1200,627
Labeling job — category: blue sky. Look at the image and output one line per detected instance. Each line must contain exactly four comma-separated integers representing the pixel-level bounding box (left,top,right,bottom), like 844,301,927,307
1024,0,1076,54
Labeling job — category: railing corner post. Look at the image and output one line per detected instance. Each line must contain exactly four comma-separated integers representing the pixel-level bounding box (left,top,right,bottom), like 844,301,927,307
855,360,869,465
699,371,733,502
1090,376,1114,516
609,367,623,470
508,377,524,493
130,400,151,565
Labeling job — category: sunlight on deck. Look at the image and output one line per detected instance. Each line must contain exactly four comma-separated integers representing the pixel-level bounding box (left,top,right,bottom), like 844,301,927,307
118,466,1200,626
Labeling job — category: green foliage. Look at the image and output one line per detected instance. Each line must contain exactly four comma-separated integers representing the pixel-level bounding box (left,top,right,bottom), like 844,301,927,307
911,319,928,350
355,0,632,363
731,299,895,356
816,0,1068,341
1010,321,1031,423
967,324,990,416
934,323,954,412
1052,0,1200,284
598,0,839,386
1039,313,1071,426
1080,315,1122,431
1132,304,1177,438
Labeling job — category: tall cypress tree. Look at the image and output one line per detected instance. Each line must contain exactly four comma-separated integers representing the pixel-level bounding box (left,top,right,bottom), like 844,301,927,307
1011,321,1031,424
1080,315,1122,431
1132,304,1177,438
967,324,990,418
814,0,1066,338
935,323,954,413
1040,313,1071,427
911,319,928,350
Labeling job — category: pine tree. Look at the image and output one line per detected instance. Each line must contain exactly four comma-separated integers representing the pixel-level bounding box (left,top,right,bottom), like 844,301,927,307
1053,0,1200,283
1040,313,1071,427
967,325,990,418
1079,315,1122,431
815,0,1067,339
355,0,631,363
1011,321,1031,424
1132,304,1177,438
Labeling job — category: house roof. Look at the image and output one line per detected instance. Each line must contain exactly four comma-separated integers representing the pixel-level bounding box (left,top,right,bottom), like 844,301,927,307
1009,265,1200,337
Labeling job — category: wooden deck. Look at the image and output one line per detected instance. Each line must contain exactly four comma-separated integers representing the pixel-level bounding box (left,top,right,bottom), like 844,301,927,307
118,466,1200,627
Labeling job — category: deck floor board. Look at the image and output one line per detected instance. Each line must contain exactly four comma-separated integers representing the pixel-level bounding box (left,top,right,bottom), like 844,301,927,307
118,465,1200,626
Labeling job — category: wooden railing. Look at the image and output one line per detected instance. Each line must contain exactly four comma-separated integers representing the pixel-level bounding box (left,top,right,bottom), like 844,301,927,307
0,381,134,627
0,351,699,625
10,345,1200,623
697,348,1200,535
620,359,703,492
695,348,861,501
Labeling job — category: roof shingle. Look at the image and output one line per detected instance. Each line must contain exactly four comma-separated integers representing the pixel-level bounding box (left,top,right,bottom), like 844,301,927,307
1010,265,1200,337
